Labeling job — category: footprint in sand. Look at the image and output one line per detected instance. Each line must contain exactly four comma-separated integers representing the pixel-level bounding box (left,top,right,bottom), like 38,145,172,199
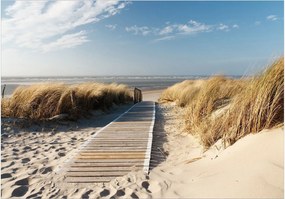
39,166,53,174
48,188,60,198
2,161,15,169
12,152,19,157
1,173,12,179
21,158,30,164
58,152,66,157
26,191,42,199
44,147,53,152
57,147,66,151
142,181,149,190
12,148,20,152
15,177,29,185
81,190,93,199
23,146,32,151
29,169,38,175
130,192,139,199
116,189,125,197
142,181,151,193
100,189,110,197
11,186,29,197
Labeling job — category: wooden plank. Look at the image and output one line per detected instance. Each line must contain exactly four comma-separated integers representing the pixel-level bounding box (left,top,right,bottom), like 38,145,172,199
112,120,152,123
66,177,113,183
79,152,145,156
82,146,147,151
95,134,149,137
71,162,145,166
68,167,136,172
85,143,147,147
71,158,144,165
97,130,149,132
110,122,151,125
103,126,150,129
67,171,128,177
95,133,149,136
80,152,145,155
89,138,149,141
87,140,148,143
76,155,146,159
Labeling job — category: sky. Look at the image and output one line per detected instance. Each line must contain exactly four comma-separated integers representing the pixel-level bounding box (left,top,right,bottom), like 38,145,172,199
1,0,284,76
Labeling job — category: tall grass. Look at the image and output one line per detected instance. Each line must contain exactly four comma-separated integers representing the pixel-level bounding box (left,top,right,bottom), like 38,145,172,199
159,58,284,148
204,58,284,147
1,82,133,120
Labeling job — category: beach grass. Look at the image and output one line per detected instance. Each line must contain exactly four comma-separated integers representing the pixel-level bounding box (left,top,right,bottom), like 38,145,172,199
159,57,284,148
1,82,133,120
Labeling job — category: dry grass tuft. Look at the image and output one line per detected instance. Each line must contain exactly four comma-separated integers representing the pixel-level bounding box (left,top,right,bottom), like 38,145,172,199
159,57,284,148
1,82,132,120
184,76,245,136
203,58,284,147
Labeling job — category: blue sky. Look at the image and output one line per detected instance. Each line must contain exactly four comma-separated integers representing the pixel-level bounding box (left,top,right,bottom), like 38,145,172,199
1,0,284,76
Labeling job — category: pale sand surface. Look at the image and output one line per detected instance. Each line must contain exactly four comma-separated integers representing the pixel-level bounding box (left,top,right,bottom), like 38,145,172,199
1,90,283,198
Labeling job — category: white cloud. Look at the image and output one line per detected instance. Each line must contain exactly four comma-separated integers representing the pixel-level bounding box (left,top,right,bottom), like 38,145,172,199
217,23,230,31
126,20,239,42
125,25,152,36
159,25,175,35
42,31,89,52
178,20,212,34
232,24,239,29
2,0,127,52
105,24,117,30
267,15,278,21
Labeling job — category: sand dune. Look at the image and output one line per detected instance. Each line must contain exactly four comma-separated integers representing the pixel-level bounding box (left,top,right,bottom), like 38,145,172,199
149,105,284,198
1,90,283,198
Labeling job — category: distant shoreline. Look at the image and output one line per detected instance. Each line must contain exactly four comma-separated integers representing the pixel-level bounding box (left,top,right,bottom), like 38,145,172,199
1,75,242,97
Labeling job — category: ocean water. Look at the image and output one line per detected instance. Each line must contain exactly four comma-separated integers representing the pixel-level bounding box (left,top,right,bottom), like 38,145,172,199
1,76,210,96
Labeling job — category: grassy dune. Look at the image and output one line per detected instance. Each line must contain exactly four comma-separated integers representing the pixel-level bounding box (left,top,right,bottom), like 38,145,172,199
159,58,284,148
1,83,133,120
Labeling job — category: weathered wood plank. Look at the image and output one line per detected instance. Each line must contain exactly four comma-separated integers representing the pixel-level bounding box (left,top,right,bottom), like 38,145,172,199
67,171,128,177
73,158,145,162
87,140,148,143
85,143,147,147
84,146,147,149
77,155,146,159
71,161,145,166
68,167,136,172
66,177,114,183
80,152,145,155
89,138,149,141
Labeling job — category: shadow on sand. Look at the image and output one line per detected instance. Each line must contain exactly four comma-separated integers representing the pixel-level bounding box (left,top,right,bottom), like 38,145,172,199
149,102,168,170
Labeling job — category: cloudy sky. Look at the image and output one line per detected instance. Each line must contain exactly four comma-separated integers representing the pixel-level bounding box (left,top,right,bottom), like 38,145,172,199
1,0,284,76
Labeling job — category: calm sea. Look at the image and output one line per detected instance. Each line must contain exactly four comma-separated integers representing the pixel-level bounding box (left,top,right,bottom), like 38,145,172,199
1,75,217,96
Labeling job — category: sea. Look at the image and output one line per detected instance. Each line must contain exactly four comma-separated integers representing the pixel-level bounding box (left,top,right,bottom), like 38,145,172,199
1,75,240,97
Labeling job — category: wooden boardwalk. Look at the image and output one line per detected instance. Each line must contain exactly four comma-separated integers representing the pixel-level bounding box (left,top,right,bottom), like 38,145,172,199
65,101,155,183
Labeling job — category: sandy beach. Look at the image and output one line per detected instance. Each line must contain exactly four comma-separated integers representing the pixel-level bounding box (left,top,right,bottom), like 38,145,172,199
1,88,283,198
1,0,283,198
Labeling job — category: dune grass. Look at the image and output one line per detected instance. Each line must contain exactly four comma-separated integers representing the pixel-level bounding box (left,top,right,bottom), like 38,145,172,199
206,58,284,147
1,82,133,120
159,58,284,148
